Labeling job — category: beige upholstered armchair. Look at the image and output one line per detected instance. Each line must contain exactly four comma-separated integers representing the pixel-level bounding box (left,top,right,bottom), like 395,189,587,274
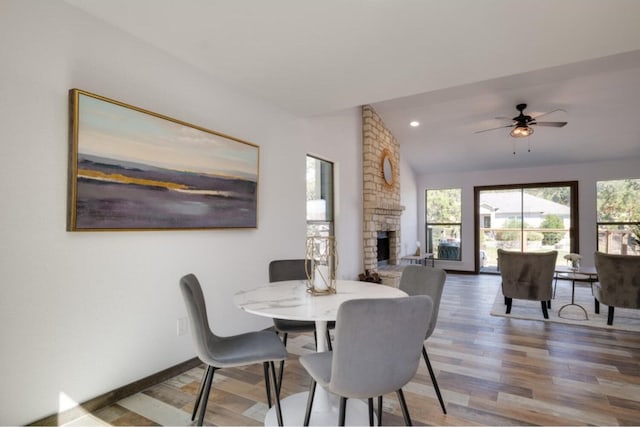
593,252,640,325
497,249,558,319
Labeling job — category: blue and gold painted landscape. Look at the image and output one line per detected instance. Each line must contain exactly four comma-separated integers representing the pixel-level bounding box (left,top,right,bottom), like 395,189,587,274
72,91,258,229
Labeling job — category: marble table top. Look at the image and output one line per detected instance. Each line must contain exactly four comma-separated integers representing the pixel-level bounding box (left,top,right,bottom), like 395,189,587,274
233,279,407,322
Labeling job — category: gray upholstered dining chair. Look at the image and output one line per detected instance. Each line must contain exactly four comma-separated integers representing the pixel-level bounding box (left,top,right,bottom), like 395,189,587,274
398,265,447,414
300,296,433,426
179,274,287,426
594,252,640,325
269,259,335,386
497,249,558,319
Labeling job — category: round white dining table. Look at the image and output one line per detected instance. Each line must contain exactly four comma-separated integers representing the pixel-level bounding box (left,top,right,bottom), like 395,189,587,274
233,279,407,426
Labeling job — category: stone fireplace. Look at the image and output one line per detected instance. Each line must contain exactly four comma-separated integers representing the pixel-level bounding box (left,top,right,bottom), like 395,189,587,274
362,105,404,285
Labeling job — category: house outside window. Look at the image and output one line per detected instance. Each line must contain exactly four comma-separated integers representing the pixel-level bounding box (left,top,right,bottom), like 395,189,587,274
596,178,640,255
426,188,462,261
306,155,334,237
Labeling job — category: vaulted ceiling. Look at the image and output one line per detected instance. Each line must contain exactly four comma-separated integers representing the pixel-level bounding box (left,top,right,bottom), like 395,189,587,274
65,0,640,174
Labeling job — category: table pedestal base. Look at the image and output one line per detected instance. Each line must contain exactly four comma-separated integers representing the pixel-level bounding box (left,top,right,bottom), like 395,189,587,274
264,392,374,426
558,303,589,320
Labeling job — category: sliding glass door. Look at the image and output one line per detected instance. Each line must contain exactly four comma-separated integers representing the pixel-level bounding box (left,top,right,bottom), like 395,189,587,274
475,182,578,273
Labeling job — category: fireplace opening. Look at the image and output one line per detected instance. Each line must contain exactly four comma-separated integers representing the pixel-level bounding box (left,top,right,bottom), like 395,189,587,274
377,231,390,266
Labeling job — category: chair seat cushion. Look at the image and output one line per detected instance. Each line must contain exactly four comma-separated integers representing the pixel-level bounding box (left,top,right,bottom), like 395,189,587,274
299,351,332,388
204,330,288,368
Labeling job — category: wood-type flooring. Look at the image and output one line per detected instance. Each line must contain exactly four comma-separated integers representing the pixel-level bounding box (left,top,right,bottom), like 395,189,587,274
67,273,640,426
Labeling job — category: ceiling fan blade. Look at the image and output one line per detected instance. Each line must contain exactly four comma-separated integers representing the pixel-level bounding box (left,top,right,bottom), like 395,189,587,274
533,121,567,127
531,108,566,120
474,124,515,134
494,116,513,121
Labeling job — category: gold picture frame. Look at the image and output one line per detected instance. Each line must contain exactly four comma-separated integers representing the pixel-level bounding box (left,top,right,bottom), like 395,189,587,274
68,89,259,231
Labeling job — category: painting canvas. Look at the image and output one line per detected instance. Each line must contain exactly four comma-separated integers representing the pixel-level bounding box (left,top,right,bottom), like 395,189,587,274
68,89,259,230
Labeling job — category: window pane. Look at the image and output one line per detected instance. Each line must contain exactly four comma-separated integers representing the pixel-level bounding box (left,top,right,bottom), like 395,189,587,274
597,179,640,222
523,187,571,253
426,189,461,223
433,225,461,260
598,224,640,255
307,222,332,238
480,189,522,253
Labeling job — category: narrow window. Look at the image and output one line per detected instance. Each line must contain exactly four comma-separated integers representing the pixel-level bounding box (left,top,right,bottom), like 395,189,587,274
306,155,334,237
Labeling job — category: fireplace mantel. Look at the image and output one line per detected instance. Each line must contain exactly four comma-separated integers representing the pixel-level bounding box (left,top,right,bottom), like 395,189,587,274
365,203,405,216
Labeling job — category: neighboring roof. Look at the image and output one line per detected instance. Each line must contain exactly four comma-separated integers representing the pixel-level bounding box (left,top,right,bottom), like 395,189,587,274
480,192,570,216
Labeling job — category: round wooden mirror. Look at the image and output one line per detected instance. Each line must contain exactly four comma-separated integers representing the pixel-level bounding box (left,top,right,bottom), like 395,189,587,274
381,149,394,187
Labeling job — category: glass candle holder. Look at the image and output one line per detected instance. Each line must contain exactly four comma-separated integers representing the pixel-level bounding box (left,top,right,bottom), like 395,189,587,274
305,236,338,295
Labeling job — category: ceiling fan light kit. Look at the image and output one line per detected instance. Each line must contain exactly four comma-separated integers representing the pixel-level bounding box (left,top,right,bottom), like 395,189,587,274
510,125,533,138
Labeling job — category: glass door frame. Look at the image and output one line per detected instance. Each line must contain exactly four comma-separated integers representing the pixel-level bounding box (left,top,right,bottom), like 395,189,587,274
473,181,579,274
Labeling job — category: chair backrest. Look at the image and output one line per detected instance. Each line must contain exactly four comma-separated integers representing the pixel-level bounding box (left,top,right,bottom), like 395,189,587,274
329,296,433,399
399,265,446,339
269,259,311,282
179,274,217,362
497,249,557,301
594,252,640,308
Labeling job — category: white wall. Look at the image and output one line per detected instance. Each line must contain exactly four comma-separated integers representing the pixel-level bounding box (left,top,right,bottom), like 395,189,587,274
416,158,640,271
303,110,364,279
400,155,419,256
0,1,362,424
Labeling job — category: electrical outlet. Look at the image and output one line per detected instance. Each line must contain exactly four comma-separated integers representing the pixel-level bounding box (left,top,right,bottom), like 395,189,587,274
177,317,188,336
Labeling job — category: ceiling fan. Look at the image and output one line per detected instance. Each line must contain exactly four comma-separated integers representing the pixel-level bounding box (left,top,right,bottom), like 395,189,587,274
475,103,567,138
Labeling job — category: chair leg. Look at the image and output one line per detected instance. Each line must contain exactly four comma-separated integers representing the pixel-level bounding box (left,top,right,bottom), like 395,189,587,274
377,396,382,426
396,389,412,426
553,275,558,298
338,396,348,426
422,346,446,414
595,298,600,314
197,364,215,426
263,362,272,408
608,306,615,325
303,380,316,426
541,301,549,319
368,398,374,426
268,361,284,427
327,329,333,351
276,332,289,393
505,297,512,314
192,365,212,421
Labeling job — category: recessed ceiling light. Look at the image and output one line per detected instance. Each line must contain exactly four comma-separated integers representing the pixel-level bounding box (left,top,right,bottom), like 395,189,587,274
409,121,420,127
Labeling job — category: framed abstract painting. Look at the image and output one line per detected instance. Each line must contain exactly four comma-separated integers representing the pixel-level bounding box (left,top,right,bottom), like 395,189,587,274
68,89,259,231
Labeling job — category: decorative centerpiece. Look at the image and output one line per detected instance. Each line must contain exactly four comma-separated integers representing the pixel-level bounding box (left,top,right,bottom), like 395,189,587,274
305,236,338,295
564,253,582,270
